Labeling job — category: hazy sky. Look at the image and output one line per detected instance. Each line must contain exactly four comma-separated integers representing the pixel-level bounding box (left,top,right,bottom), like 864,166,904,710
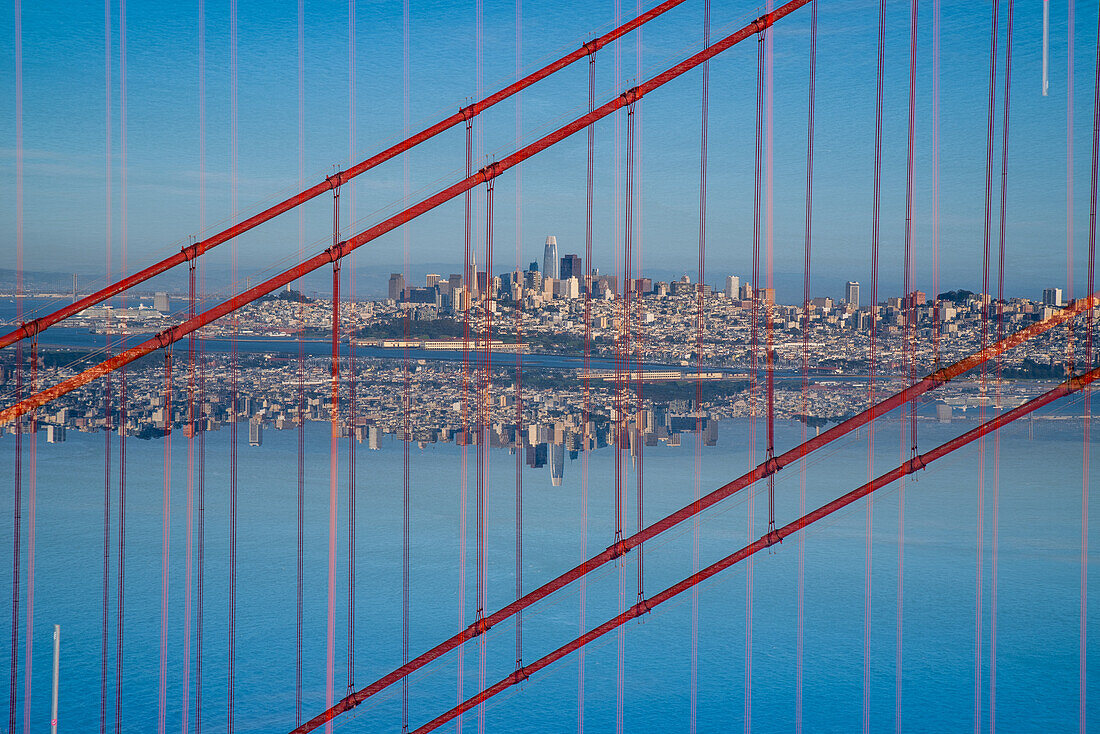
0,0,1097,302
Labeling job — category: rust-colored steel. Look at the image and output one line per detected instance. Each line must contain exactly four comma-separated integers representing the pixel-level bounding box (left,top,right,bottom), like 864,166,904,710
411,364,1100,734
0,0,689,353
0,0,813,429
285,289,1097,734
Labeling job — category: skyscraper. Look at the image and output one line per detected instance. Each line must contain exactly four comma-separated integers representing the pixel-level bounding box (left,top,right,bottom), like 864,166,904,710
724,275,740,298
560,253,582,281
1043,287,1063,307
846,281,860,308
388,273,405,301
543,236,560,280
154,291,170,313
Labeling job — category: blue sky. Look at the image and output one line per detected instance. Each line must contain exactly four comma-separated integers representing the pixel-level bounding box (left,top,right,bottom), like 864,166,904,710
0,0,1097,302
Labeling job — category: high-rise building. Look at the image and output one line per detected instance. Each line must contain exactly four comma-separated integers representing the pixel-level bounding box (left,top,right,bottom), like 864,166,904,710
249,419,263,447
724,275,740,298
388,273,405,301
1043,287,1063,307
846,281,860,308
549,442,565,486
543,236,560,279
154,291,170,313
560,253,582,281
425,273,441,287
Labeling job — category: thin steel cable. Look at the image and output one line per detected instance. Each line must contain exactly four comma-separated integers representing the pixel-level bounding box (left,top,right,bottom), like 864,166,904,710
691,2,710,729
866,3,887,730
977,5,1000,731
797,4,816,731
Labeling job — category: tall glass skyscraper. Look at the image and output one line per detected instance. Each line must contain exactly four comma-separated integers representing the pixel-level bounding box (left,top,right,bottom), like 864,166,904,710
543,235,559,279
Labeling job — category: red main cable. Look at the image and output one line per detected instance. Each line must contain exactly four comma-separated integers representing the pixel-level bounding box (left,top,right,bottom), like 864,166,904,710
0,0,818,428
411,365,1100,734
0,0,694,353
288,294,1096,733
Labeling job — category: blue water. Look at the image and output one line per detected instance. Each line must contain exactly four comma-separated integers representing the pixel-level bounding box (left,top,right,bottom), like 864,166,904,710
2,404,1099,731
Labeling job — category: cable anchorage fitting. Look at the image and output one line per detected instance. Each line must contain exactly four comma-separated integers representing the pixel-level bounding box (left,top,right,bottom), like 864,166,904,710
479,160,502,184
605,538,629,560
763,455,780,477
763,528,783,548
20,318,41,341
467,616,492,636
583,39,599,57
326,240,348,264
325,169,345,191
620,86,640,106
512,666,531,684
459,102,476,122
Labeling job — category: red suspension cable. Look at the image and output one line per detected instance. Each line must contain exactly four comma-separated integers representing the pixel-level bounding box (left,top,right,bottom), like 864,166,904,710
0,0,695,354
898,0,919,726
747,26,766,729
347,0,358,694
977,5,1000,730
865,3,886,730
289,293,1095,734
412,365,1100,734
579,47,596,733
796,4,816,731
9,0,22,728
295,0,305,724
157,349,172,734
0,0,819,428
100,1,112,729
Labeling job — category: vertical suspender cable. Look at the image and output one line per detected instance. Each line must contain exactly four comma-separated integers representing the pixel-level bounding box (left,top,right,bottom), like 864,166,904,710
932,0,942,367
796,4,816,732
228,1,240,728
514,0,524,675
116,0,128,725
633,0,645,612
22,342,36,734
1081,3,1100,729
157,349,172,734
579,48,596,734
347,0,358,696
402,5,411,731
326,189,341,733
621,101,637,734
765,0,776,547
10,2,22,726
866,3,886,731
691,2,710,730
977,6,1000,731
474,21,488,734
183,259,195,734
748,26,765,732
613,4,625,728
477,177,495,734
899,0,919,727
195,0,207,727
100,2,112,729
296,0,305,725
195,2,207,727
991,5,1014,731
457,96,470,734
